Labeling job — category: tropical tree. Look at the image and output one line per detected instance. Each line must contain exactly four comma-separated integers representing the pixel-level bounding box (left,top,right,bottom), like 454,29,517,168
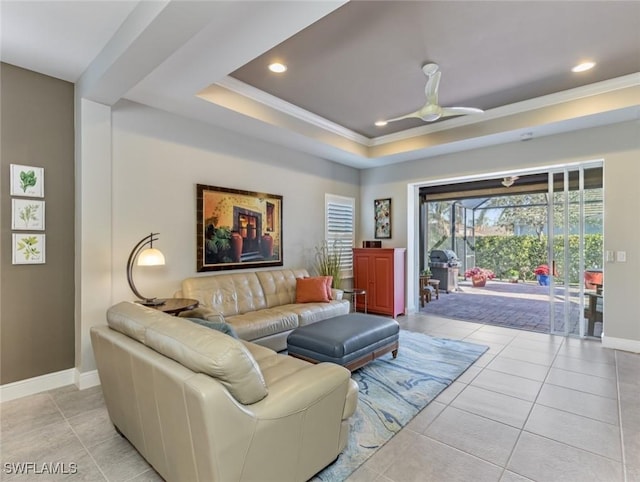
486,190,602,240
426,201,452,251
490,193,549,239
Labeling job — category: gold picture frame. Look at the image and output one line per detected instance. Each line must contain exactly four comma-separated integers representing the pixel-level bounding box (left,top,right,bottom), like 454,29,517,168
196,184,283,271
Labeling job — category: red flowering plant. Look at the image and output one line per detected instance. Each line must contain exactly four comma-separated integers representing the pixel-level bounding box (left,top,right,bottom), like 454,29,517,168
533,264,550,276
464,267,496,279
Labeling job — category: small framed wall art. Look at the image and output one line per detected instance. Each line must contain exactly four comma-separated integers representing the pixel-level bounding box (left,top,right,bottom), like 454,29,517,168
10,164,44,197
12,233,46,264
374,198,392,239
11,199,45,230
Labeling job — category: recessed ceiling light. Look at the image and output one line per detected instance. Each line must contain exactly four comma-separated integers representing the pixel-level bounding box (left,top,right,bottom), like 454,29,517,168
375,120,388,127
572,61,595,73
268,62,287,73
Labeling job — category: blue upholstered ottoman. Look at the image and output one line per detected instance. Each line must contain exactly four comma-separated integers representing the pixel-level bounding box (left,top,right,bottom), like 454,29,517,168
287,313,400,371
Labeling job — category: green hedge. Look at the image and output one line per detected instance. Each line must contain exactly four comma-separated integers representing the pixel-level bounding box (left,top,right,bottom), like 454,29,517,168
474,234,603,283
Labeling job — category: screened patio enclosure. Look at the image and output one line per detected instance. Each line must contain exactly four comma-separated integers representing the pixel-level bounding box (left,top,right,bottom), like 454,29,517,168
419,170,603,280
418,166,604,337
422,194,555,280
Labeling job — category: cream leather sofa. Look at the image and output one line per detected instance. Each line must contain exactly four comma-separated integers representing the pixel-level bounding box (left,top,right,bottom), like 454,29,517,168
179,268,350,351
91,302,359,482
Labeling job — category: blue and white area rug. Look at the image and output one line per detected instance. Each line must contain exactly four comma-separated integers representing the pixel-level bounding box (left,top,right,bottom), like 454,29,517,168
314,330,488,481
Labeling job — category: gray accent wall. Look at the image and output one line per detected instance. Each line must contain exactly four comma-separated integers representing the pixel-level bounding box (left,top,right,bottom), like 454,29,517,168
1,63,75,384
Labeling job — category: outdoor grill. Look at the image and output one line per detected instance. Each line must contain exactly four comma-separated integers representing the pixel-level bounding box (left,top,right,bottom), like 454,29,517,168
428,249,460,293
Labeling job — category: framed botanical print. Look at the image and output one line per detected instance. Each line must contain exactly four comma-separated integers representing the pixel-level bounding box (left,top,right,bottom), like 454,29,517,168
10,164,44,197
12,233,46,264
12,199,45,230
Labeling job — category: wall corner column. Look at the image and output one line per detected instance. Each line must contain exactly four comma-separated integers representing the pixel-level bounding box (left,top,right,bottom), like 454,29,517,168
75,97,113,378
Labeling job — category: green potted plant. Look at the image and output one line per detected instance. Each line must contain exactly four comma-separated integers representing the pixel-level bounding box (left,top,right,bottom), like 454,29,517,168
508,269,520,283
314,240,342,289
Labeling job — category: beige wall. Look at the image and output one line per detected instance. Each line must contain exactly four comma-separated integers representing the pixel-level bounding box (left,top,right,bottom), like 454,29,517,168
109,101,361,303
0,63,75,384
72,100,360,374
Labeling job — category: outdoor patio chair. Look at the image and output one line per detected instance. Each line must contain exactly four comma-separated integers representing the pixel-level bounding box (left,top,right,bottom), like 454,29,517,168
421,284,435,307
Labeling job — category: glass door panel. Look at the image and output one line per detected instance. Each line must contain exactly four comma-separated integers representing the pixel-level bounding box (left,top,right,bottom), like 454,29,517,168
549,171,567,335
566,173,583,337
583,167,604,337
549,164,603,337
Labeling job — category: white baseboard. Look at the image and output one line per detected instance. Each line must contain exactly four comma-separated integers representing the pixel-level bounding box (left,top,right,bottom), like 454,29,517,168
0,369,101,402
601,335,640,353
0,369,75,402
75,369,101,390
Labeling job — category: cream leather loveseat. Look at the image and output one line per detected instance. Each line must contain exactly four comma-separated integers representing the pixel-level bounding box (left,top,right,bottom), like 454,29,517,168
91,302,358,482
179,268,350,351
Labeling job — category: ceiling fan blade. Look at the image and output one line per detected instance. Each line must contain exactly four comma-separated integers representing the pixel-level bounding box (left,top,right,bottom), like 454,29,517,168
424,70,441,105
440,106,484,118
381,64,482,126
385,110,422,123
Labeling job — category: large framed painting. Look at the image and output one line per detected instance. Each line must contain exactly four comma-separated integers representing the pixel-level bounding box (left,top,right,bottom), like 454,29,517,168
374,198,392,239
197,184,283,272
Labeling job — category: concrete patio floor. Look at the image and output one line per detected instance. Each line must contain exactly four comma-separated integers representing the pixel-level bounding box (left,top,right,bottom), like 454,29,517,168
419,280,587,335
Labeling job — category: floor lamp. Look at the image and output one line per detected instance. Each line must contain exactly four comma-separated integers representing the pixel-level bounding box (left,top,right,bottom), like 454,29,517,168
127,232,166,306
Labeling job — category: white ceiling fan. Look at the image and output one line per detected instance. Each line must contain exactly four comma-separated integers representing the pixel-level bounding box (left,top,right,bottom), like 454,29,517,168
384,63,484,124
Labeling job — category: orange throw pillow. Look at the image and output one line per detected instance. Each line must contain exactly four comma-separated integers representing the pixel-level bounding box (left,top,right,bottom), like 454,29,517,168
323,276,333,300
305,276,333,300
296,277,330,303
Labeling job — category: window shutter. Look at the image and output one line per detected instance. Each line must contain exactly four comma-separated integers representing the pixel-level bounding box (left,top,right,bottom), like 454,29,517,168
325,194,355,277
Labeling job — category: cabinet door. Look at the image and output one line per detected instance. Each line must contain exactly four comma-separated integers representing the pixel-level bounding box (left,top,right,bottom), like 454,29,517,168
355,250,383,312
371,253,393,313
353,251,370,311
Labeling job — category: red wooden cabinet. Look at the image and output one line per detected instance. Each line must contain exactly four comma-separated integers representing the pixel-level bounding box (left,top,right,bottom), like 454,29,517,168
353,248,406,317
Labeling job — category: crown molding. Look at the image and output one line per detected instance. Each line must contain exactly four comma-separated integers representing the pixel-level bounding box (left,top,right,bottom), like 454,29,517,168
216,73,639,150
216,76,371,145
371,73,640,146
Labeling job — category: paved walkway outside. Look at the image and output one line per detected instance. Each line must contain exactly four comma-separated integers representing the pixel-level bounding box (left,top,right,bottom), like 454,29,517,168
420,279,583,334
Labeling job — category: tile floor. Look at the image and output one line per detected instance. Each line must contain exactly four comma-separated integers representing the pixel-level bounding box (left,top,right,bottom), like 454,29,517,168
1,312,638,481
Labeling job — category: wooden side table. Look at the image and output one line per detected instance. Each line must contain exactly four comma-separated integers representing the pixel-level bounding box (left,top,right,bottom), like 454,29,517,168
427,279,440,300
419,276,430,307
419,277,441,307
144,298,199,316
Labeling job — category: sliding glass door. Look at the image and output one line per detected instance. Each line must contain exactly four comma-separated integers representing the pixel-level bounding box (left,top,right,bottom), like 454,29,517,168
548,163,603,337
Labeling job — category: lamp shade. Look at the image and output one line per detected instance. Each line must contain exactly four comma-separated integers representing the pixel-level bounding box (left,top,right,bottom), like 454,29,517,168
127,233,166,306
137,248,165,266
